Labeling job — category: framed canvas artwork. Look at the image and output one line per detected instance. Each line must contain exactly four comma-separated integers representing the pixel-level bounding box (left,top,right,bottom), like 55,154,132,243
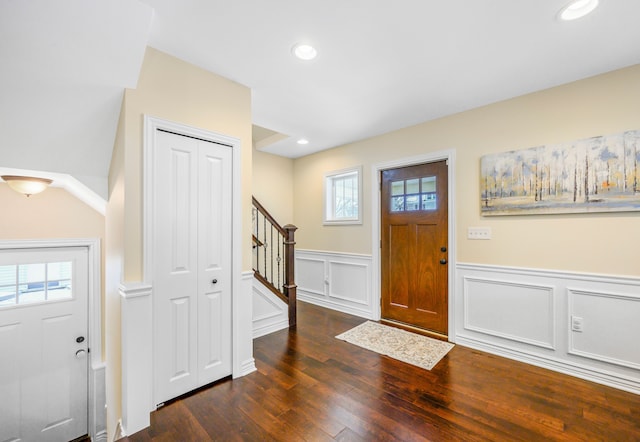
480,130,640,215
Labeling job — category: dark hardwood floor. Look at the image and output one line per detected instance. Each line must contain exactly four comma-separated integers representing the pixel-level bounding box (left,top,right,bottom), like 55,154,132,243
122,301,640,441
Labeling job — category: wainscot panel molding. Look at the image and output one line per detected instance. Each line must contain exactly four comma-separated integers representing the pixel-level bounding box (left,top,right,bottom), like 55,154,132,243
119,282,153,436
296,249,373,319
456,263,640,395
252,277,289,338
237,271,257,377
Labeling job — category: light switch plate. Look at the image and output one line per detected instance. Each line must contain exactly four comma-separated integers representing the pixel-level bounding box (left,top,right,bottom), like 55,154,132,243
468,227,491,240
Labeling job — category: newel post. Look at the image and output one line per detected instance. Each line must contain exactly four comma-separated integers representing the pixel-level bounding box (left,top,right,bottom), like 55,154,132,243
283,224,298,328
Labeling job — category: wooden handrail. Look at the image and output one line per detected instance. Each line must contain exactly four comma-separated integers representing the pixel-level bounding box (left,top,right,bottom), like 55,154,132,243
252,197,286,236
252,197,297,327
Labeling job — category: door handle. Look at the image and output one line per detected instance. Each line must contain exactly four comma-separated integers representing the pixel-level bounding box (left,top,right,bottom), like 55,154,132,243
212,279,218,284
75,349,87,359
440,259,447,265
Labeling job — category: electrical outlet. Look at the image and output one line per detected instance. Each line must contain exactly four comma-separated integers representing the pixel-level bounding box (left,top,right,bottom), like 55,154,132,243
571,316,584,332
468,227,491,240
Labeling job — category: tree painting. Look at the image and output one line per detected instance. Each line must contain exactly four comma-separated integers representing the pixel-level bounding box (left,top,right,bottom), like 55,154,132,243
480,130,640,215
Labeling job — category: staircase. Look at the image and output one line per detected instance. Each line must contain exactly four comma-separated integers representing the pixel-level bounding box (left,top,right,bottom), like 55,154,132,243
252,197,297,327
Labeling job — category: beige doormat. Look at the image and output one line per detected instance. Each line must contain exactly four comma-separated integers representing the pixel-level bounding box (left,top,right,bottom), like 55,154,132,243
335,321,454,370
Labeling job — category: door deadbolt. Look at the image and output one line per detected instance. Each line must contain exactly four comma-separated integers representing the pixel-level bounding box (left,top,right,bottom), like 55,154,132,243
212,279,218,284
76,336,85,343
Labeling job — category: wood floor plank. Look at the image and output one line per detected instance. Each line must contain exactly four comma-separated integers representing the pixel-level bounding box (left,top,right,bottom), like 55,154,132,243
121,301,640,441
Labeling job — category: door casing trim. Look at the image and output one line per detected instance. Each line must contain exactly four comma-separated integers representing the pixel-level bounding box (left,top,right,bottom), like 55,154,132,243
142,115,245,404
370,149,457,340
0,238,104,440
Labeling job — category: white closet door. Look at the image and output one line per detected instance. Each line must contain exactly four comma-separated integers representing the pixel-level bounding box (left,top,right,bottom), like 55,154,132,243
154,130,232,405
197,142,232,384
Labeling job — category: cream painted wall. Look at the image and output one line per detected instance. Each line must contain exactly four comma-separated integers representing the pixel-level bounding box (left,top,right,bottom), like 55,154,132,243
106,47,252,437
0,183,106,347
252,146,294,224
105,98,125,438
0,184,105,239
293,65,640,277
122,47,253,280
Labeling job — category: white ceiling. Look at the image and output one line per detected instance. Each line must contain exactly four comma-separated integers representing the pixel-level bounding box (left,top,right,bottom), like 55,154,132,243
2,0,640,197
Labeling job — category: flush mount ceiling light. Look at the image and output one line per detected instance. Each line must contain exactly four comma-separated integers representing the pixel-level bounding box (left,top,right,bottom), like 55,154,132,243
297,138,309,145
291,43,317,61
1,175,52,197
559,0,599,21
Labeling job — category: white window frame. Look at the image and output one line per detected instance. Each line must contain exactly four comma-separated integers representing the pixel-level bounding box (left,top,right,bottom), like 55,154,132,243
323,166,363,225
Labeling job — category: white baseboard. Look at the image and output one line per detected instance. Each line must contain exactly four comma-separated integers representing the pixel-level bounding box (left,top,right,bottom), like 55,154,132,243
297,293,374,320
113,419,125,442
456,335,640,395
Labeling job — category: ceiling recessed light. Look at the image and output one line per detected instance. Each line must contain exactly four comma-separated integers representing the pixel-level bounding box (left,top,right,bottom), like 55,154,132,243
297,138,309,145
559,0,599,21
292,43,317,61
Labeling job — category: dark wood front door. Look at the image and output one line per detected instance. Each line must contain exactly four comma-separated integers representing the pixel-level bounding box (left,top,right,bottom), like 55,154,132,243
381,160,448,336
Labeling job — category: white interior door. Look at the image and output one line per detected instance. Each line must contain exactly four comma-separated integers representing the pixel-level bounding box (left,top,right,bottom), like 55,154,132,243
154,130,232,405
0,247,89,442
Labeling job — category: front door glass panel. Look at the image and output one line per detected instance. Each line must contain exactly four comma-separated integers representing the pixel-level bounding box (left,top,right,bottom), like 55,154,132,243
389,175,437,212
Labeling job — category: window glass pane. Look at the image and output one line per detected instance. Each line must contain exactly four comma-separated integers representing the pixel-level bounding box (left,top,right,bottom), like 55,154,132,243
329,171,359,221
0,265,16,286
18,283,46,304
422,176,436,193
422,193,437,210
391,196,404,212
406,195,420,211
0,286,16,306
406,178,419,194
48,280,72,301
391,181,404,196
0,261,73,307
47,262,72,280
19,263,45,284
334,175,357,218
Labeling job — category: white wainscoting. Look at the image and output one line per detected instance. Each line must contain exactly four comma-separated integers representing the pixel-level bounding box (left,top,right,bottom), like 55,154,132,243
456,263,640,395
119,282,153,437
253,277,289,338
296,249,374,319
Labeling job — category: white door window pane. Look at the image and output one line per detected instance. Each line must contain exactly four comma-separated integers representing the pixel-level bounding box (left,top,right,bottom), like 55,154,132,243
48,262,72,280
20,263,45,284
0,261,73,308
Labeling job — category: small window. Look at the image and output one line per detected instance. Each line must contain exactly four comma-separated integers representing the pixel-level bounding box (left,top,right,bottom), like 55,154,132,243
324,166,362,225
0,261,73,307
